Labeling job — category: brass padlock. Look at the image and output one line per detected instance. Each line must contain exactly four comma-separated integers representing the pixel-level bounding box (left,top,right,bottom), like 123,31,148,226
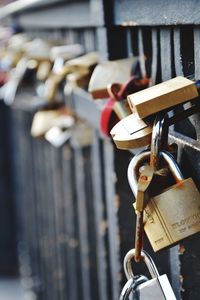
110,113,152,149
31,108,73,138
44,52,99,102
127,76,198,119
88,57,138,99
128,150,200,252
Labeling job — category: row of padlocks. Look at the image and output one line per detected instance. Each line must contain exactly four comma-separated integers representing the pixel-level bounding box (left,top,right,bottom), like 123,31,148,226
91,67,200,297
1,30,200,299
113,78,200,299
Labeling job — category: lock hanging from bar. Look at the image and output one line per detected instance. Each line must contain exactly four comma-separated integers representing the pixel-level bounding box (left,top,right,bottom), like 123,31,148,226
128,149,200,252
120,248,177,299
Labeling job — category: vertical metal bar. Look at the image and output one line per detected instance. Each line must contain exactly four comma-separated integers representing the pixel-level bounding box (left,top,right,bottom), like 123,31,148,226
42,140,57,300
169,246,181,300
103,139,120,300
172,27,196,138
34,139,49,300
150,28,158,86
138,28,146,78
32,139,46,300
83,28,96,52
73,146,92,300
194,26,200,80
47,143,60,300
173,27,184,76
91,131,109,300
96,27,109,60
160,27,172,81
126,28,133,57
14,110,39,299
62,144,79,300
193,26,200,140
51,146,67,300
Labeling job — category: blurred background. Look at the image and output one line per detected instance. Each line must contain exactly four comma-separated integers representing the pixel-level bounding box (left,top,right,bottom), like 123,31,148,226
1,1,200,300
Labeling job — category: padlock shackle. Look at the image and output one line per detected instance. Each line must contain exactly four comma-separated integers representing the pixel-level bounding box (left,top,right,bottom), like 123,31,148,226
150,113,169,170
128,150,150,197
119,275,148,300
119,278,135,300
124,248,160,280
128,150,184,197
161,150,184,181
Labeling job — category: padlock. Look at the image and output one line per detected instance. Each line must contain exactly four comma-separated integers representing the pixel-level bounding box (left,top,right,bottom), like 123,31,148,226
110,97,200,150
3,57,28,105
44,113,75,147
100,77,150,136
44,52,99,102
127,76,199,119
31,108,74,138
88,57,139,99
128,149,200,252
120,248,177,299
110,113,153,149
45,126,72,147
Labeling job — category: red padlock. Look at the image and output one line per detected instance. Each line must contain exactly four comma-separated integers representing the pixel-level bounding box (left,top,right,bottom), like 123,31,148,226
100,76,150,136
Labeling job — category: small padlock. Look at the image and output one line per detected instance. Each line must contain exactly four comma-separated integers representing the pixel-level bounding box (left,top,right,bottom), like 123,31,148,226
100,77,150,136
128,149,200,251
88,57,139,99
110,113,152,149
31,108,74,138
120,248,176,299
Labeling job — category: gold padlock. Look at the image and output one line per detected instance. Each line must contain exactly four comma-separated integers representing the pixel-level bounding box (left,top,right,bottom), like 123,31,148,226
88,57,138,99
127,76,198,119
128,150,200,252
110,113,152,149
31,108,73,138
44,52,99,102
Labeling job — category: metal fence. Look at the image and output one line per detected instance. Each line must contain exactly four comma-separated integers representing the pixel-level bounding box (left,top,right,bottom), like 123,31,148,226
2,1,200,300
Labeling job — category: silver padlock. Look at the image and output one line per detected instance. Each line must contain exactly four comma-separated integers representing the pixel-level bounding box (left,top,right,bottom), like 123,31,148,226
120,248,177,300
119,275,148,300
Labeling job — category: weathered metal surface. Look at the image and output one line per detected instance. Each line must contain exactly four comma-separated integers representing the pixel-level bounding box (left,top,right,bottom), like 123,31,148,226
103,139,121,299
1,0,105,28
160,28,172,81
91,131,108,300
114,0,200,26
0,103,17,275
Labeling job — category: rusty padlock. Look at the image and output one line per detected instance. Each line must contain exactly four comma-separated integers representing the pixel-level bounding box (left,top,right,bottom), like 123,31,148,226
128,149,200,252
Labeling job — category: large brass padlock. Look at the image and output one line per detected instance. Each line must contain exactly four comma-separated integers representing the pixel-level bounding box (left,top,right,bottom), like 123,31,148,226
128,150,200,252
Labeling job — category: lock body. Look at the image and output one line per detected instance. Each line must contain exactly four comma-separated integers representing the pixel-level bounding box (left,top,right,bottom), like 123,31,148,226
144,177,200,251
134,274,176,299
